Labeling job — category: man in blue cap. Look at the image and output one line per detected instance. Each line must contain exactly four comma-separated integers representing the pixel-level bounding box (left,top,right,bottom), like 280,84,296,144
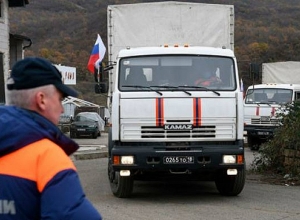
0,57,102,220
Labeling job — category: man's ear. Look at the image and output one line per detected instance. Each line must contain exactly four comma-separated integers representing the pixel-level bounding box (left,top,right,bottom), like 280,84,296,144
35,91,47,111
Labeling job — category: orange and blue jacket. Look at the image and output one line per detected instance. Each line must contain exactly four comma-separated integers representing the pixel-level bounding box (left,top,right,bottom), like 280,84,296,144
0,106,102,220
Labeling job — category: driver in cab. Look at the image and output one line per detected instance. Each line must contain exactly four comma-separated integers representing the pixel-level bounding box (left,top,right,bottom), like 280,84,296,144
194,67,222,87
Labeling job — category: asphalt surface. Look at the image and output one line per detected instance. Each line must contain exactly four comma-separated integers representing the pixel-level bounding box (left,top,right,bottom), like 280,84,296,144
68,132,108,160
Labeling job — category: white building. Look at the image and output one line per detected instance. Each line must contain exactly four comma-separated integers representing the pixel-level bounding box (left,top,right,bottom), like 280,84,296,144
0,0,29,104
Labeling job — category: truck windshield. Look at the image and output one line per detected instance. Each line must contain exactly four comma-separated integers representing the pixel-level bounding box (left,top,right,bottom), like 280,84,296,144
245,88,293,104
118,55,236,91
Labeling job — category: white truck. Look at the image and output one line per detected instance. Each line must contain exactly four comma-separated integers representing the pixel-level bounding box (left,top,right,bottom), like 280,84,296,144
98,1,245,198
244,61,300,150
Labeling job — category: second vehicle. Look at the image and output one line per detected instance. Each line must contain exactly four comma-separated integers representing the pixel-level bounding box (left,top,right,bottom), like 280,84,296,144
70,112,105,139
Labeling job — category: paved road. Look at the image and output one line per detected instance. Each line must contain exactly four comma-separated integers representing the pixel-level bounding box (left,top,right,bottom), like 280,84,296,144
75,157,300,220
71,132,108,146
68,132,108,160
70,133,300,219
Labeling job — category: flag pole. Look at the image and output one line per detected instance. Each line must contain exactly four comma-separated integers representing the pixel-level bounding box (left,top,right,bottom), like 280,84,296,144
97,63,100,83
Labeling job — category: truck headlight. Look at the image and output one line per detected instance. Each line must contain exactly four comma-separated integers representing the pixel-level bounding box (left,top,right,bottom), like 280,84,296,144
223,155,236,164
121,156,134,165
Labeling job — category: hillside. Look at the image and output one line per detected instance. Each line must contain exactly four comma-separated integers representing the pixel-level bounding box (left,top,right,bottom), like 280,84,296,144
9,0,300,106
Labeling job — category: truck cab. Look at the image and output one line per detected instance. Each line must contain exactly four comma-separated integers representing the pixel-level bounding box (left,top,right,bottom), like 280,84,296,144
244,83,300,150
107,45,245,197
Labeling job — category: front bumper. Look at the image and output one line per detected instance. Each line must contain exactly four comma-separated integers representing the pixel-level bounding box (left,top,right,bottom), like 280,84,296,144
110,141,244,179
70,127,97,136
244,125,277,137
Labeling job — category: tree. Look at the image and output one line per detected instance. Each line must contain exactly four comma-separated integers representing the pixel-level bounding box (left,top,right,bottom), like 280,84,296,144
253,102,300,177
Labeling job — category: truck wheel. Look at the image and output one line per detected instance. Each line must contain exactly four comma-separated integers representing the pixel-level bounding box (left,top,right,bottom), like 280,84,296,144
248,135,259,150
215,166,245,196
92,132,97,139
108,160,134,198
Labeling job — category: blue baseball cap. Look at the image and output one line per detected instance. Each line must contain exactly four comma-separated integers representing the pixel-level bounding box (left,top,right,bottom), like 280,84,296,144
7,57,78,98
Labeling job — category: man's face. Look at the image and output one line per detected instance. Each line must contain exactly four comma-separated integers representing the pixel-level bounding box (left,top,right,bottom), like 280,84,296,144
42,88,64,125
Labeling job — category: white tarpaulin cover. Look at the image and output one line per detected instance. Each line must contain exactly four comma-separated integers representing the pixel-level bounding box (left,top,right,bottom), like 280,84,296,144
107,1,234,63
262,61,300,84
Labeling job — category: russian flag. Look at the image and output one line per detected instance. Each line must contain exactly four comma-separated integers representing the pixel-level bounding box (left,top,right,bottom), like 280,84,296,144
87,34,106,74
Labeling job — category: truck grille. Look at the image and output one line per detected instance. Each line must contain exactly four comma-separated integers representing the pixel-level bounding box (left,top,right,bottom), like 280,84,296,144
251,117,279,125
141,126,216,138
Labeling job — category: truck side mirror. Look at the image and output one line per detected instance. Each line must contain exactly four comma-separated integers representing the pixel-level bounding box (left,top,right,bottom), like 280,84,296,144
93,63,113,94
100,82,108,93
249,63,260,80
95,82,108,94
94,66,101,83
95,84,101,93
94,62,105,83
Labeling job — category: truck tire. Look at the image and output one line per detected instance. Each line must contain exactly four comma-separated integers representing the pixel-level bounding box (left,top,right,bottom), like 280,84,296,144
248,135,259,150
107,128,133,197
215,166,245,196
108,160,134,198
92,132,97,139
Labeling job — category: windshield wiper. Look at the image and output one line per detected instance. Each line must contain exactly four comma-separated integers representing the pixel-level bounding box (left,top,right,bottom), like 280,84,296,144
254,101,271,106
150,85,191,96
178,85,220,96
122,85,163,95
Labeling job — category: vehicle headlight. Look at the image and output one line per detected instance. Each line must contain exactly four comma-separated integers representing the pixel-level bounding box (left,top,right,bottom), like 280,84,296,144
121,156,134,165
113,156,135,165
88,124,96,128
223,155,236,164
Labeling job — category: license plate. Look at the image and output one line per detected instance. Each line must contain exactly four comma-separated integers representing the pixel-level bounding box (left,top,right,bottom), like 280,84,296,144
261,116,270,122
258,131,270,135
77,128,85,131
163,156,194,164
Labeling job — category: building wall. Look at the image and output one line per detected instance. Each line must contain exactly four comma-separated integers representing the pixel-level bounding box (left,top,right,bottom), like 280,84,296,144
0,0,9,103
